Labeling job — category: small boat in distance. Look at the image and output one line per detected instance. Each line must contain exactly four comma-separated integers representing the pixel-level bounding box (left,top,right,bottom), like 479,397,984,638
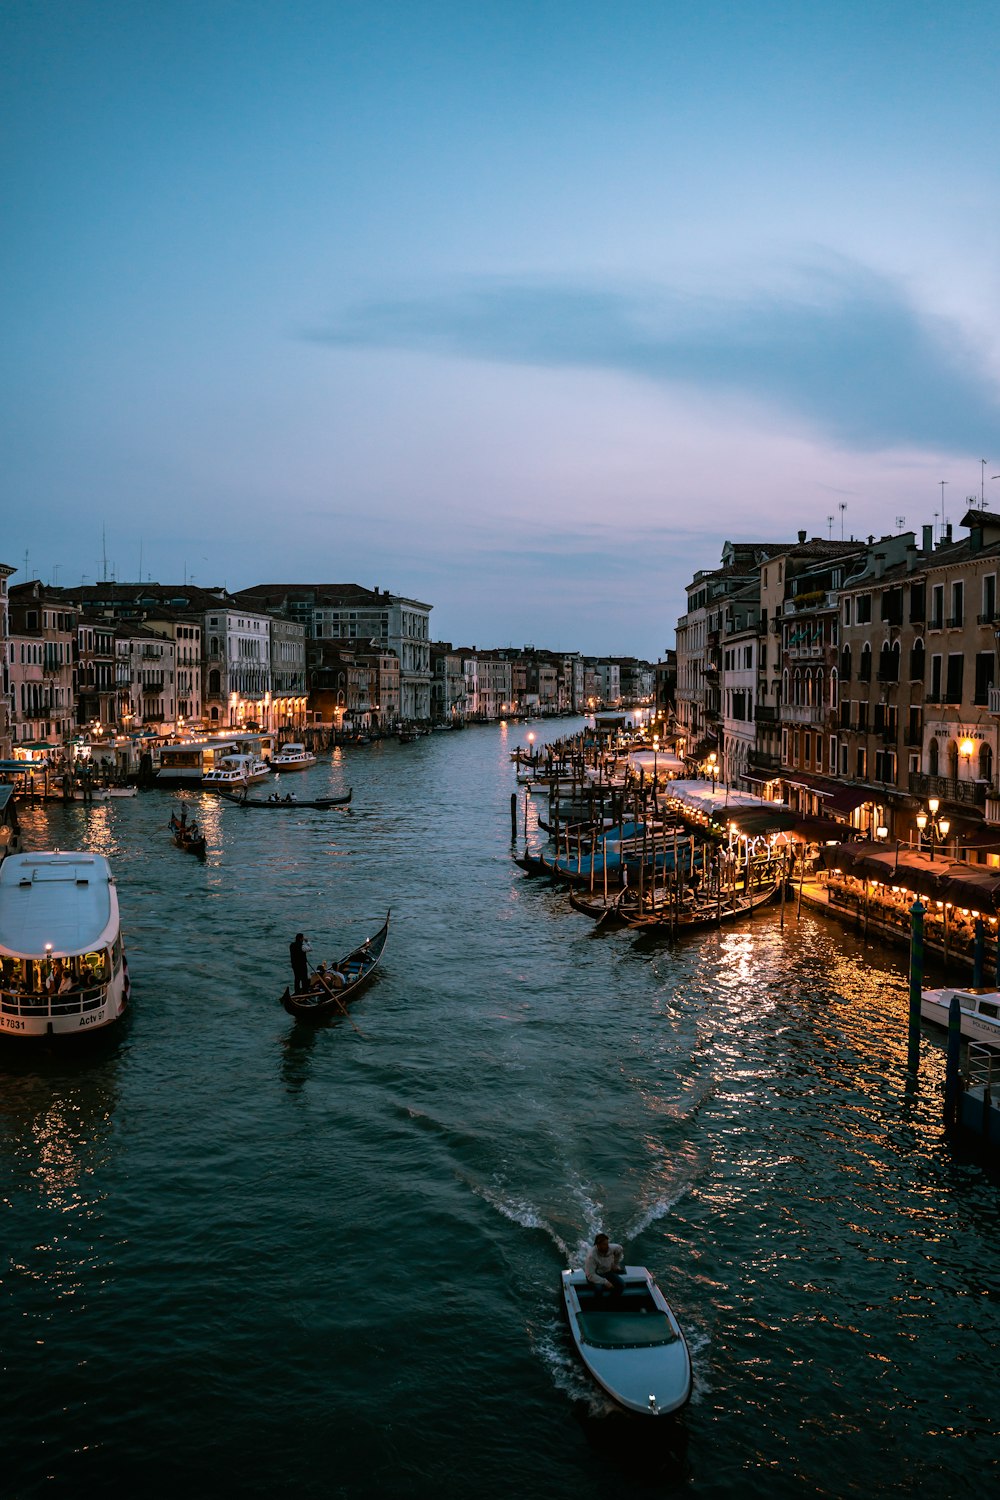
219,788,352,809
560,1267,692,1416
921,986,1000,1047
269,743,317,772
202,752,270,788
281,912,390,1020
170,813,207,857
0,851,130,1037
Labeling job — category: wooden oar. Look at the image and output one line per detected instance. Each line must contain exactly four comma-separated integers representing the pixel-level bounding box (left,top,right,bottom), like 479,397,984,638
308,962,366,1037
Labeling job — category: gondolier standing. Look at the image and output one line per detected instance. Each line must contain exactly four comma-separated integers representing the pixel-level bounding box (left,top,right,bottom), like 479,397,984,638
289,933,311,994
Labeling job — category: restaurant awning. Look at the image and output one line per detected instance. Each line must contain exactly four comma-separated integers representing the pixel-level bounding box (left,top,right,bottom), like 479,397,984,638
783,772,872,812
821,841,1000,912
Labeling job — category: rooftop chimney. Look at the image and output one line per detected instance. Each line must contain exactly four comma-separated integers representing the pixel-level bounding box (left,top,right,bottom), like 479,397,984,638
922,524,933,554
797,529,806,544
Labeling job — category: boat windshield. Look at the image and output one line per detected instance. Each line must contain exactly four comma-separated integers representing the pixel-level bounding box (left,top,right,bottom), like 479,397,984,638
576,1307,678,1349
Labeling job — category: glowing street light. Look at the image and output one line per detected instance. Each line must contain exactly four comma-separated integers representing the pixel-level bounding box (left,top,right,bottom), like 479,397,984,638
915,797,950,862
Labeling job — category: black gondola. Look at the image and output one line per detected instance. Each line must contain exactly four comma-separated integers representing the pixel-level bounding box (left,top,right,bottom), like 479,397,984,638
170,817,207,857
219,789,352,809
280,912,390,1020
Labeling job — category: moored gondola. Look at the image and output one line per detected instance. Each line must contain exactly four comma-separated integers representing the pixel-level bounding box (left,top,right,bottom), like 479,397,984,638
281,912,389,1019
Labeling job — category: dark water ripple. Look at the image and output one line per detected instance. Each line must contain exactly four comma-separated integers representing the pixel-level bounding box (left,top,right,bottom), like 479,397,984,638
1,725,998,1499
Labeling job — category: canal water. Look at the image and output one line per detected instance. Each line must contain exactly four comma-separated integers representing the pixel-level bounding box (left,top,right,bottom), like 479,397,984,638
2,722,998,1500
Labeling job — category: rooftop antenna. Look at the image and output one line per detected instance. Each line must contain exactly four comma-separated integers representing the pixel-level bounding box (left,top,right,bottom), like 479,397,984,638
983,459,989,507
838,501,847,540
23,549,29,580
940,480,947,530
895,516,905,530
139,538,143,585
101,525,108,582
827,514,834,539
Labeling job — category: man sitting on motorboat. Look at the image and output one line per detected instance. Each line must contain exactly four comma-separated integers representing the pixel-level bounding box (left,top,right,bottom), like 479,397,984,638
585,1233,626,1297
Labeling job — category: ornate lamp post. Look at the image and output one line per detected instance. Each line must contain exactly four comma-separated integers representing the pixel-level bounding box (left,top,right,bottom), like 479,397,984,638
915,797,950,862
707,750,719,796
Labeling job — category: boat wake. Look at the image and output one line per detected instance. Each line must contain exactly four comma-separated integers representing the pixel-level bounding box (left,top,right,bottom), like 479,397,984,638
625,1181,692,1239
684,1325,713,1405
469,1179,572,1259
532,1320,617,1416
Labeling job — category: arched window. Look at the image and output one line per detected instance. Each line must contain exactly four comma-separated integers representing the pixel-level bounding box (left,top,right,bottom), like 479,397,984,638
980,743,993,784
859,644,872,682
929,739,939,775
830,668,839,709
210,705,219,721
948,740,959,780
840,644,852,680
879,641,899,682
816,668,825,708
909,638,925,681
208,669,221,695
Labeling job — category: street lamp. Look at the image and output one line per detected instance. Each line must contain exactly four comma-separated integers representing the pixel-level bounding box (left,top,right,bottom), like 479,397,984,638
915,797,950,861
707,750,719,796
652,735,659,783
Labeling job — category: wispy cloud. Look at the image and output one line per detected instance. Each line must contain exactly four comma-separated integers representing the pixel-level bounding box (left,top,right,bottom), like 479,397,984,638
309,262,999,454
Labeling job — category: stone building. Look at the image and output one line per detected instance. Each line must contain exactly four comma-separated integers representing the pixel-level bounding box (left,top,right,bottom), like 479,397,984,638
235,584,433,721
8,582,78,750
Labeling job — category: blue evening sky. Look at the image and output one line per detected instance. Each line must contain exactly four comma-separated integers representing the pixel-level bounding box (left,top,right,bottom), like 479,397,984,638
3,1,999,656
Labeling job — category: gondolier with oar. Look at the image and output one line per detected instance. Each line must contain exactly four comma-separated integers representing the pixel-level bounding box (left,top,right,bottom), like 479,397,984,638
289,933,311,993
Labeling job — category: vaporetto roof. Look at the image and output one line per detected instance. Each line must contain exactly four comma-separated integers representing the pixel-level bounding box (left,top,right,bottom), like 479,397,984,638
0,852,119,958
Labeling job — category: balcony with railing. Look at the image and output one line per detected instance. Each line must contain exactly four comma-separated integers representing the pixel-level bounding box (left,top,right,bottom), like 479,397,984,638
141,678,165,694
989,685,1000,715
909,771,987,807
782,703,831,725
748,750,782,771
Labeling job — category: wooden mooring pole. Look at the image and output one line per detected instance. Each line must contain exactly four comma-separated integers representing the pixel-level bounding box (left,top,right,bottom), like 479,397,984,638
907,899,925,1075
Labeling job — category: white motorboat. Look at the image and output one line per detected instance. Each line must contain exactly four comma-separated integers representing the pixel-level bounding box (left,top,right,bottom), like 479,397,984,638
921,986,1000,1047
0,851,130,1037
202,753,270,788
269,743,317,772
560,1267,692,1415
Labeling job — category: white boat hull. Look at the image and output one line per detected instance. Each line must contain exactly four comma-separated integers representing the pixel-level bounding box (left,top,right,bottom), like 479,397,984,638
561,1267,691,1415
921,988,1000,1047
0,978,129,1036
270,756,317,772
